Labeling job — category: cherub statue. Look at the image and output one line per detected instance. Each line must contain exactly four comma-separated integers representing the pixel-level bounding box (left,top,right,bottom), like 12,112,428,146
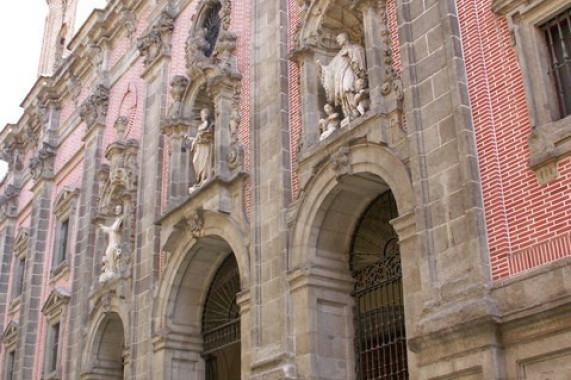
354,78,370,116
319,103,341,141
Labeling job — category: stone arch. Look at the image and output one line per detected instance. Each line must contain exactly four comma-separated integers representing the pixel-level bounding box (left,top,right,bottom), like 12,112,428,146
152,212,250,379
290,142,414,270
156,212,249,332
288,142,417,379
82,305,129,380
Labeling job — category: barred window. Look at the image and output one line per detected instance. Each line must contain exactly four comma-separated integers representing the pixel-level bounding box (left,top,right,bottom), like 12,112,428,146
542,8,571,119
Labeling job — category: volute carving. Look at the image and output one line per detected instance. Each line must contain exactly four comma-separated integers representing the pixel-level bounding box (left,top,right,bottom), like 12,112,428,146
137,11,175,65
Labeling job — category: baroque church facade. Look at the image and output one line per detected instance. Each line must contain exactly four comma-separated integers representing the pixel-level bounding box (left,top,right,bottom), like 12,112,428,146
0,0,570,378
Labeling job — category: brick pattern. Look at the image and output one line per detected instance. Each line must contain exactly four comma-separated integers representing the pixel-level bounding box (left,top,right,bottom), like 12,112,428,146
457,0,571,280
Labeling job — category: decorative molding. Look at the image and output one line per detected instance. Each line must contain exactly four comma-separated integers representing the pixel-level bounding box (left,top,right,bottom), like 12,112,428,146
53,187,80,217
66,73,82,106
119,7,138,40
13,228,29,255
41,287,71,321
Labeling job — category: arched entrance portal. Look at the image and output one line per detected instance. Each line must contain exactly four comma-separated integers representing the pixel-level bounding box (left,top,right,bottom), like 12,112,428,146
351,191,408,379
202,254,241,380
89,312,125,379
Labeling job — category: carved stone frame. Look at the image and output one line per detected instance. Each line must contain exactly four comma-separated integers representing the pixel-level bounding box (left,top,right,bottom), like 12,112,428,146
493,0,571,185
41,288,70,380
50,187,79,280
9,228,29,313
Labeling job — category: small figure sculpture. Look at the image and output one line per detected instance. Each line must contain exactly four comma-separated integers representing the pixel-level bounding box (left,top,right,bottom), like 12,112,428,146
317,32,367,124
98,205,124,282
354,78,370,116
319,103,341,141
189,108,214,192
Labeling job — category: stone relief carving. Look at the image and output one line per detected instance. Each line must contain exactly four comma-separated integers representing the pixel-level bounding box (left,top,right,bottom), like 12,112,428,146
137,11,175,65
317,32,368,124
97,204,124,282
0,142,23,173
67,73,82,106
80,85,110,130
87,42,103,71
185,0,239,80
187,207,205,238
167,75,190,121
0,184,21,219
379,0,403,101
329,146,352,178
29,142,57,181
119,8,137,40
227,106,242,170
189,108,214,192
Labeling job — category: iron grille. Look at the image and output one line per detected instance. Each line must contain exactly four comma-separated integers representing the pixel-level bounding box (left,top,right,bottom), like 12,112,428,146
542,8,571,118
202,255,241,354
351,192,408,380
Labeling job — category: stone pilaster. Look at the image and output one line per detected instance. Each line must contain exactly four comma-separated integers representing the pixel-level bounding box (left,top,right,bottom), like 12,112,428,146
0,218,17,335
131,52,170,378
398,0,503,377
13,180,54,380
64,93,108,377
250,0,296,377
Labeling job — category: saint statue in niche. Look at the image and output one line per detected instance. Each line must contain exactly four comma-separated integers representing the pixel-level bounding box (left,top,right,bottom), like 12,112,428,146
317,32,367,124
189,108,214,192
98,204,124,282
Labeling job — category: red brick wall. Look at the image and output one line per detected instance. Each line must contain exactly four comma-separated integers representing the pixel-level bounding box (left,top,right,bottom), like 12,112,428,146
458,0,571,280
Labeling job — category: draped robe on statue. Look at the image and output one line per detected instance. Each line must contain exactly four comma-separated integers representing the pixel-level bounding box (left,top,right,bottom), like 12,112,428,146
320,35,367,120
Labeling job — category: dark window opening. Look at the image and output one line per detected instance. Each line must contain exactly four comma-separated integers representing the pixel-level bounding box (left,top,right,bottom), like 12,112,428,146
46,322,60,374
12,257,25,299
542,8,571,119
54,219,69,266
4,351,15,380
203,3,222,57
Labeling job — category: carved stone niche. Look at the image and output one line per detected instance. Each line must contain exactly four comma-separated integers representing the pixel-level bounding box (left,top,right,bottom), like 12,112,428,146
290,0,404,150
137,10,175,67
80,85,110,135
95,138,139,282
161,70,245,210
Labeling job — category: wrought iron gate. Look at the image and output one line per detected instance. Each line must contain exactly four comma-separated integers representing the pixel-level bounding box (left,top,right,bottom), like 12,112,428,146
202,254,241,380
351,192,408,379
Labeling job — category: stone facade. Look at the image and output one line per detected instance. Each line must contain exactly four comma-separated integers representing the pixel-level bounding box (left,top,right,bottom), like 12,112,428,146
0,0,570,379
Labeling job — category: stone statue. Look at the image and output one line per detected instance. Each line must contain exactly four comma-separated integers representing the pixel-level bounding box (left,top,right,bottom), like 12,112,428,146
319,103,341,141
189,108,214,192
98,205,124,282
317,32,367,123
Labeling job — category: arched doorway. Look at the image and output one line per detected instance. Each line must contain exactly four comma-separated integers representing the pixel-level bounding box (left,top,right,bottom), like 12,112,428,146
202,254,241,380
89,312,125,379
351,191,408,379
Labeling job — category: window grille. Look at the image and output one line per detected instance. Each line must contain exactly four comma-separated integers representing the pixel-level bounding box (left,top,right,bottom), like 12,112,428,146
542,8,571,119
203,4,222,57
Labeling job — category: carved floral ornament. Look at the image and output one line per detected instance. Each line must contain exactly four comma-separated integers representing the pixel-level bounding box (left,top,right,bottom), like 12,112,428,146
137,11,175,65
